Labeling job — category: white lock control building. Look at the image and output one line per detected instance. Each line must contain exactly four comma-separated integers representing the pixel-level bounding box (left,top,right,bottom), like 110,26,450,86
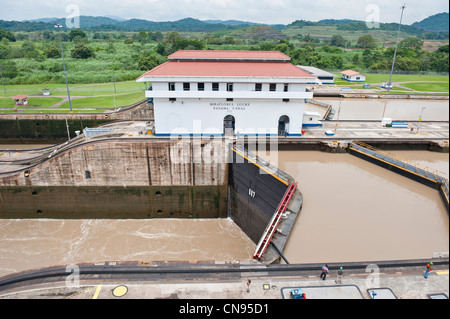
137,50,319,137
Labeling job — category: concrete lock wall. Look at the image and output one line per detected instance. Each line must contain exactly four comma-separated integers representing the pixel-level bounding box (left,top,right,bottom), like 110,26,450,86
0,185,227,219
0,139,228,187
0,139,229,219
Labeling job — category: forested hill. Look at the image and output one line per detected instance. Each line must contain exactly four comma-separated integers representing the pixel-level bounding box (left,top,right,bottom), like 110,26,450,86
412,12,449,32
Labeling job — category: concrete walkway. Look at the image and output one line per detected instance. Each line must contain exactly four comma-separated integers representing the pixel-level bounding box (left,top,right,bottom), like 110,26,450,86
0,263,448,299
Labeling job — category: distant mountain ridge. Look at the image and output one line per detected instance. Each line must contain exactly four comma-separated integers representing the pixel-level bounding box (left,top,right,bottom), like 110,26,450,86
1,13,448,35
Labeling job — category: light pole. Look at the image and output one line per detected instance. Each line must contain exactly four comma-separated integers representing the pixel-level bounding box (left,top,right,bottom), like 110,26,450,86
55,24,72,113
387,4,406,93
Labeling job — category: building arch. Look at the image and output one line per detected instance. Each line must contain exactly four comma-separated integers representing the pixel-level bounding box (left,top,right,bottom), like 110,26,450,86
224,115,236,136
278,115,290,136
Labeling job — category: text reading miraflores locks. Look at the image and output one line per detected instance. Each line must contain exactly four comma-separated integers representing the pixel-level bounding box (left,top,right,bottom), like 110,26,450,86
210,102,249,111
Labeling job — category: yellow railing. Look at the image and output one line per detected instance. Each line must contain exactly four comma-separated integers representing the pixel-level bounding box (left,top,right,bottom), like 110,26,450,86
351,141,447,181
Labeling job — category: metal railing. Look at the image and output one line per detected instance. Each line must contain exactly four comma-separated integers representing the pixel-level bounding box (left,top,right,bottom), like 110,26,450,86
351,141,447,182
350,141,449,208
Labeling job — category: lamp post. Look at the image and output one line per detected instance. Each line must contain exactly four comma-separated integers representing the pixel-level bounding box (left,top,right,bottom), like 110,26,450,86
387,4,406,93
55,24,72,113
55,24,72,141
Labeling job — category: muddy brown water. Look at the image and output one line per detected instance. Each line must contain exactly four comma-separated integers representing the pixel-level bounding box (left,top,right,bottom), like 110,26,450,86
0,219,255,278
257,150,449,264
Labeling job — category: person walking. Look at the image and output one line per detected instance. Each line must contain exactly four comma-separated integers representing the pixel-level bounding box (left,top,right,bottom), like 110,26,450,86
320,264,329,280
335,267,344,284
424,262,433,279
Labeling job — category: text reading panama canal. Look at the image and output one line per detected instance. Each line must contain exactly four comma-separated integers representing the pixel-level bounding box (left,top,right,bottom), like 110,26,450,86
210,102,249,111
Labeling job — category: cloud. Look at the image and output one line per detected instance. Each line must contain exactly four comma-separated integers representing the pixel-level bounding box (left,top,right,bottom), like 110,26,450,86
0,0,448,25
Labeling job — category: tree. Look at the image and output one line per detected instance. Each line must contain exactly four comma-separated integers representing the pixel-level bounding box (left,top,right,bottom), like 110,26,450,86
330,35,347,47
437,44,449,54
0,28,16,42
137,52,161,71
69,29,87,42
21,41,39,59
163,31,184,44
148,31,163,42
0,60,18,79
0,43,11,59
71,43,95,59
276,39,294,54
352,53,361,65
399,37,424,51
356,35,376,49
137,31,149,44
44,45,61,59
157,32,205,56
431,47,449,72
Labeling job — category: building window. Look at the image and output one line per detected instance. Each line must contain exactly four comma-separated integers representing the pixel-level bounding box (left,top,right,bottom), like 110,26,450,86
227,83,234,92
168,83,175,91
284,84,289,92
255,83,262,91
283,99,290,103
270,83,277,92
183,83,190,91
212,83,219,91
198,83,205,91
169,98,176,102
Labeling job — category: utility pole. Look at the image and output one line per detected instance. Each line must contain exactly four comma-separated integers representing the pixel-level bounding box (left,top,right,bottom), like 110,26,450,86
55,24,72,113
387,4,406,93
55,24,72,141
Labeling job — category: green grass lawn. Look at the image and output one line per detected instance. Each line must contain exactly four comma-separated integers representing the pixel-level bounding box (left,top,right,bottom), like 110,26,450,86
0,81,147,98
334,73,449,85
0,96,63,109
57,92,145,110
0,91,143,113
401,82,449,92
333,73,449,94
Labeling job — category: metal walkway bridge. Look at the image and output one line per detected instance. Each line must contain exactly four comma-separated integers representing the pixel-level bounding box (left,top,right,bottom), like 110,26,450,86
349,141,449,210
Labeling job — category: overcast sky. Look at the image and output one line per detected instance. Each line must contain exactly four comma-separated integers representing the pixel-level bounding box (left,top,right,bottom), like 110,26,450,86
0,0,448,25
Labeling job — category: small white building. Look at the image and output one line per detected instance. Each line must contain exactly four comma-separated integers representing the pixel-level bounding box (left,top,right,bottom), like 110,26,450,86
340,70,366,83
137,50,319,137
12,95,29,106
302,111,322,127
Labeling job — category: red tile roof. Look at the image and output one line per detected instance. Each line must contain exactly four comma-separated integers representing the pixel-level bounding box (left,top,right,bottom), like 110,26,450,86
12,95,28,100
138,61,315,79
168,50,291,61
340,69,364,76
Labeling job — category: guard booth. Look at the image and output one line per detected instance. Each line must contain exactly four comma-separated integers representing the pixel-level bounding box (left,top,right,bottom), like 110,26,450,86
12,95,29,106
302,111,322,127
